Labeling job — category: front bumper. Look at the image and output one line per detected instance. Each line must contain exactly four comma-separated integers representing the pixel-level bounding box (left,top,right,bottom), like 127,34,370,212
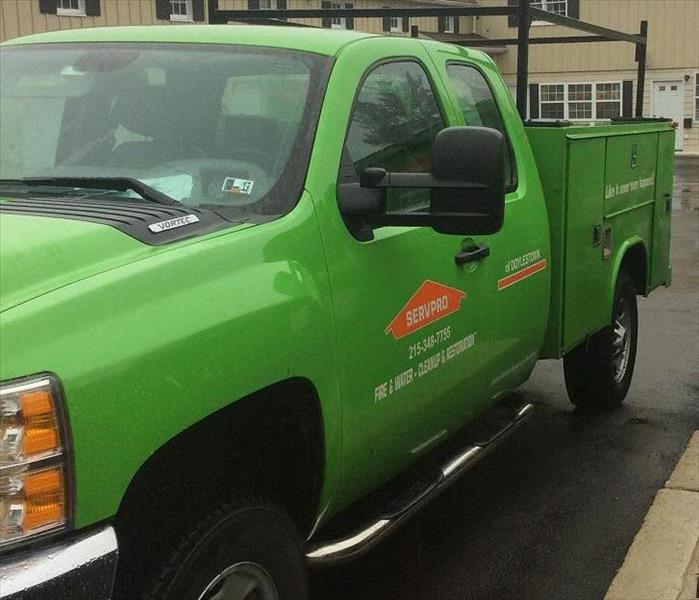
0,526,117,599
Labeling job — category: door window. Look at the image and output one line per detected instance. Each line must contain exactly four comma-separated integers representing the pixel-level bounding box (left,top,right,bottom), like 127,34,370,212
446,64,517,190
345,61,445,214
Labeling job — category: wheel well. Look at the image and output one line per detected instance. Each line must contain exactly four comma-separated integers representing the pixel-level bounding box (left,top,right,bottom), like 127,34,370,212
620,243,647,295
115,378,325,540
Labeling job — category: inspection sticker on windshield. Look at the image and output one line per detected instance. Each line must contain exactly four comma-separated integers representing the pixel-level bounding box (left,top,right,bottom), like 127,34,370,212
148,214,200,233
222,177,254,196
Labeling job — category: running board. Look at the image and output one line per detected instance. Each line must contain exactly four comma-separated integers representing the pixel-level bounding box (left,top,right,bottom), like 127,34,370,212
305,402,534,566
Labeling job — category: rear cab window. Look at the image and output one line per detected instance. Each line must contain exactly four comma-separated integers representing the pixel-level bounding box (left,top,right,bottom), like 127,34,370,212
445,63,518,191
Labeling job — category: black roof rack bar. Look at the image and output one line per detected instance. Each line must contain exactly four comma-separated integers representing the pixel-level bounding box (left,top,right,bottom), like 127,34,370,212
207,0,648,120
460,35,624,47
528,7,645,44
210,6,514,21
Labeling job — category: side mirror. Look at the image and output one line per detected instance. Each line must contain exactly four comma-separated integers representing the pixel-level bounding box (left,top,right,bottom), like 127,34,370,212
337,126,505,240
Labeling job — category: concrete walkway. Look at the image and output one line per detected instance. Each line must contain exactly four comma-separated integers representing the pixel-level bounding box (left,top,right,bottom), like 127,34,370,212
605,431,699,600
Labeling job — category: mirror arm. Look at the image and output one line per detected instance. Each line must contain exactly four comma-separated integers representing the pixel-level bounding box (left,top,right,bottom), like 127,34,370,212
360,168,488,191
370,211,492,229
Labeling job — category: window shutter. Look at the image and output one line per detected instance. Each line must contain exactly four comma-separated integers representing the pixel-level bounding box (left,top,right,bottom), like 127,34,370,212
155,0,171,20
192,0,205,21
568,0,580,19
402,15,409,32
508,0,518,27
85,0,101,16
321,0,331,28
528,83,539,119
346,3,354,30
622,80,634,117
39,0,58,14
454,16,460,34
248,0,260,9
382,6,390,32
438,15,446,33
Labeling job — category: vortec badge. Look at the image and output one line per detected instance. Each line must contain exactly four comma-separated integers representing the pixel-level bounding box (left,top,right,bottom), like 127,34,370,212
148,214,199,233
385,280,467,340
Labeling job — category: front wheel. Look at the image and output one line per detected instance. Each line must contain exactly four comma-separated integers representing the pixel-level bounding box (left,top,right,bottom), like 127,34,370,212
563,271,639,411
138,497,308,600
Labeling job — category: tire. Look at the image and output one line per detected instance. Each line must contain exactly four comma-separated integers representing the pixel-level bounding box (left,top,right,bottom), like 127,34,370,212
563,270,638,411
135,497,308,600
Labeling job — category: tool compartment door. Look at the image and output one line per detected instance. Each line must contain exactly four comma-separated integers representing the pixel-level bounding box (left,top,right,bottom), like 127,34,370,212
562,137,610,351
603,132,658,294
651,131,674,288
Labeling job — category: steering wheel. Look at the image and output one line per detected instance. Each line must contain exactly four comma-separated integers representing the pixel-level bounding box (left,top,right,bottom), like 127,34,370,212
226,148,276,173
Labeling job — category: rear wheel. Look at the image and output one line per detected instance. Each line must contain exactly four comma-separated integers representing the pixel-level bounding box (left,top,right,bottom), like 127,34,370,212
563,271,638,411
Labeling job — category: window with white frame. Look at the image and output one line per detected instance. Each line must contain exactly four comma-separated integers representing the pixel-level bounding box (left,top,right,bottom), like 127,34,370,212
539,82,622,120
596,82,622,119
57,0,86,16
444,16,455,33
695,73,699,120
531,0,567,25
540,84,565,119
331,2,346,29
567,83,592,119
390,15,403,32
169,0,193,21
259,0,278,9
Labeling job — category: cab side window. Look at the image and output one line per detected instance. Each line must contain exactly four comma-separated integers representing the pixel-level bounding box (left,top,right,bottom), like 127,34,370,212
345,61,445,213
446,64,517,190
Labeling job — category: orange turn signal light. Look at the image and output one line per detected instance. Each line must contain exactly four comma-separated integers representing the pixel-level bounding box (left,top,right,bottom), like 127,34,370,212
22,467,65,532
21,390,60,457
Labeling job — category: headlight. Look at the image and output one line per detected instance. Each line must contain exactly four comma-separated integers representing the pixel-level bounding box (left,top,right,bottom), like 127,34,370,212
0,375,72,548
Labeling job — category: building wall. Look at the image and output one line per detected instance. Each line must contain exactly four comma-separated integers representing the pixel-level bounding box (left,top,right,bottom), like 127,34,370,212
476,0,699,154
0,0,472,41
503,68,698,154
0,0,180,41
476,0,698,75
218,0,472,35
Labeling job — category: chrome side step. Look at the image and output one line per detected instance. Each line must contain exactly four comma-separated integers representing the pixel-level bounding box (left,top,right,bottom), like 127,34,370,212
305,402,534,566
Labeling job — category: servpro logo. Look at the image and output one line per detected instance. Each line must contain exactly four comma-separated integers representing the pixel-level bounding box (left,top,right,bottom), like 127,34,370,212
385,280,467,341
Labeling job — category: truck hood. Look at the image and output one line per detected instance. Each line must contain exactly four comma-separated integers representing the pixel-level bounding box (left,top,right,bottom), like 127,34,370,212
0,212,152,313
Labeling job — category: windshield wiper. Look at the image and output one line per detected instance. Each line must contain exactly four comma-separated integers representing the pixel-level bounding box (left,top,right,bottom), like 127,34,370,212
4,177,182,207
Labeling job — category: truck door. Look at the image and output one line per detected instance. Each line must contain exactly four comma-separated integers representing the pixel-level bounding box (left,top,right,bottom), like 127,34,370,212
432,51,551,399
310,44,497,503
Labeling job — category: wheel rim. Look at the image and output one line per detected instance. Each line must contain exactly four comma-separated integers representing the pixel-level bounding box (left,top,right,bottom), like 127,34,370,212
197,562,280,600
612,297,632,383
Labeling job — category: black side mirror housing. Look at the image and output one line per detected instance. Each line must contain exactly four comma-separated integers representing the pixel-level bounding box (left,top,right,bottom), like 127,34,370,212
337,126,506,240
430,126,505,235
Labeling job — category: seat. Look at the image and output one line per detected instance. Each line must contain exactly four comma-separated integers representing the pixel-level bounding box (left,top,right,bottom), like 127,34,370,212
107,89,196,169
214,115,282,172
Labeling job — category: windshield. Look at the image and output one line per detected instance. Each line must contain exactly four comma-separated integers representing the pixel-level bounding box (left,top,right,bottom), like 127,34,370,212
0,43,330,216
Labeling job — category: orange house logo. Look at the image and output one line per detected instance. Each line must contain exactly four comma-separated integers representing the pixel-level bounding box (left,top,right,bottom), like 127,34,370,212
385,280,467,340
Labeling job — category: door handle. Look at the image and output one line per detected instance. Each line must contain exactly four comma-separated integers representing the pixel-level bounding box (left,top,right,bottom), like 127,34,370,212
455,244,490,265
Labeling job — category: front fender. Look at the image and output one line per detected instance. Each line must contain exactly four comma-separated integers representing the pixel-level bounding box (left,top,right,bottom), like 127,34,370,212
0,194,341,530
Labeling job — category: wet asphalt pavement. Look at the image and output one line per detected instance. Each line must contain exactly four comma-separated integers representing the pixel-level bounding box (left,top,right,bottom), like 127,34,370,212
311,157,699,600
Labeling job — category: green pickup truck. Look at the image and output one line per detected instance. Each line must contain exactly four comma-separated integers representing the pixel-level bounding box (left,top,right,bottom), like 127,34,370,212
0,25,673,600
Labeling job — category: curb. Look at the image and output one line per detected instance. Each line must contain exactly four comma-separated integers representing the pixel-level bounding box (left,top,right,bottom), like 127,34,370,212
605,431,699,600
